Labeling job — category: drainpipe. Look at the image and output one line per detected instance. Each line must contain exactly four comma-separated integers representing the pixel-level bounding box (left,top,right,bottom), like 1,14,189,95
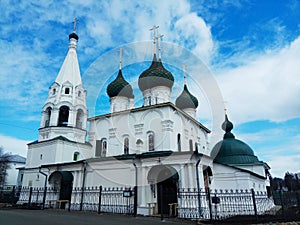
132,158,138,217
80,160,87,211
39,167,48,209
195,153,203,218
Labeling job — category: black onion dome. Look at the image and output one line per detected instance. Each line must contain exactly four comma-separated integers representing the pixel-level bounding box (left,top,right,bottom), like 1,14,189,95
175,85,199,109
69,32,79,40
138,55,174,91
107,70,134,98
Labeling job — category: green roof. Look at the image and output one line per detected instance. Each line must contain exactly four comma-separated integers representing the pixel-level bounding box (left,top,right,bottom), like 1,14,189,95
175,84,198,109
138,55,174,91
212,115,261,165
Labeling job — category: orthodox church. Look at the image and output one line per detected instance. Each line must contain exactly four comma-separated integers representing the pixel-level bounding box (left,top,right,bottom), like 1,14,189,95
21,25,271,216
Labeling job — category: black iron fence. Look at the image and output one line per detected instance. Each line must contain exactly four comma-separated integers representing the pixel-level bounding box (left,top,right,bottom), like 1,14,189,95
17,186,300,221
177,188,275,220
18,186,136,215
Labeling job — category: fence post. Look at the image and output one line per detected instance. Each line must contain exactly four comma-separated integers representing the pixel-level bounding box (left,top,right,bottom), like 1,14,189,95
208,189,213,222
28,187,33,206
251,189,258,220
42,187,47,209
98,186,102,214
134,186,138,217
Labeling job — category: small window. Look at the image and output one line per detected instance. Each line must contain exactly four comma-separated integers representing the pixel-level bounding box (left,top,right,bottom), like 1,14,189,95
40,154,43,160
73,152,79,161
52,89,56,95
78,91,81,97
148,133,154,151
177,134,181,152
65,88,70,94
124,137,129,154
189,139,193,152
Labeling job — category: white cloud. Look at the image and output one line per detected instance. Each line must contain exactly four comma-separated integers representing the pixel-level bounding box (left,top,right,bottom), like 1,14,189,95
216,36,300,124
268,155,300,178
0,134,29,157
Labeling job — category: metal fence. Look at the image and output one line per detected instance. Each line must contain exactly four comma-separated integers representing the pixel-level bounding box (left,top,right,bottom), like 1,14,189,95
18,186,136,215
177,188,275,220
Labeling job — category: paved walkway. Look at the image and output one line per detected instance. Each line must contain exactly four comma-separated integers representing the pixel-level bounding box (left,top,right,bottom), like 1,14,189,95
0,209,195,225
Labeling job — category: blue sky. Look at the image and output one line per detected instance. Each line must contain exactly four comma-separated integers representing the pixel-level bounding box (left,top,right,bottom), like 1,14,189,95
0,0,299,178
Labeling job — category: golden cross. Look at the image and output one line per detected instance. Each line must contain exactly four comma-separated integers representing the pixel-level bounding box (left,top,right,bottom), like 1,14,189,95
119,47,123,70
73,18,78,32
150,25,159,54
182,64,187,85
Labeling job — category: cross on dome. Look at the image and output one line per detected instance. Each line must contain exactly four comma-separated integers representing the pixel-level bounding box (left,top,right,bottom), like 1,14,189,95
150,25,159,55
119,47,123,70
182,64,187,85
73,18,78,33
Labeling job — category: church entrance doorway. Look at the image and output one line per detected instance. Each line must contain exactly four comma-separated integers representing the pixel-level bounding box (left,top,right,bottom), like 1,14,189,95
48,171,73,208
147,165,178,215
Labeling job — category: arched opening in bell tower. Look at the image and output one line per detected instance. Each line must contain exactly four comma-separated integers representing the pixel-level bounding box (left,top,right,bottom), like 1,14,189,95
76,109,84,129
58,106,69,126
44,107,52,127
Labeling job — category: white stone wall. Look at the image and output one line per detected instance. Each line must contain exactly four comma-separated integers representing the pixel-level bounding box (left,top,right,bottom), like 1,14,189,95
88,104,209,157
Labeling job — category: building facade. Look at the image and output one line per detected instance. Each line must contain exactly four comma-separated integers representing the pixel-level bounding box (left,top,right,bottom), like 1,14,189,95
20,27,271,216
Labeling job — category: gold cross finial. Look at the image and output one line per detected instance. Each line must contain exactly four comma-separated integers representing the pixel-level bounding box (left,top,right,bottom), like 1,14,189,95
73,18,78,32
119,47,123,70
157,34,164,59
150,25,159,55
182,64,187,85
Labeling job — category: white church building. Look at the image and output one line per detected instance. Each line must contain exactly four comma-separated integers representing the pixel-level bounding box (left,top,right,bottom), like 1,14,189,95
20,25,272,218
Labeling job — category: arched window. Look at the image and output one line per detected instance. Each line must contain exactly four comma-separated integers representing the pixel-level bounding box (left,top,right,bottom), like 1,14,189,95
58,106,69,126
73,152,80,161
44,107,52,127
102,140,107,157
195,142,198,153
124,137,129,154
52,89,56,95
189,139,193,152
148,133,154,151
76,109,84,129
177,133,181,152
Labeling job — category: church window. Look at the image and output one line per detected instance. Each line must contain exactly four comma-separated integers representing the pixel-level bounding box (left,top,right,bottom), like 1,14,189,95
76,109,84,129
78,91,81,97
148,133,154,151
195,142,198,152
102,140,107,157
52,89,56,95
73,152,79,161
58,106,69,126
124,137,129,154
96,139,107,157
65,88,70,94
44,107,52,127
148,96,151,105
189,139,193,152
177,134,181,152
40,154,43,160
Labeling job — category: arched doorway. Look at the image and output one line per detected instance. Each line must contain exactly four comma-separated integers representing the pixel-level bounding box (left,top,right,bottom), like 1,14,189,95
48,171,73,208
147,165,179,215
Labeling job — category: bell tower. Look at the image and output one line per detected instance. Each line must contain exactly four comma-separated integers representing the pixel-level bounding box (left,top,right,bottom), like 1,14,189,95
39,19,88,143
